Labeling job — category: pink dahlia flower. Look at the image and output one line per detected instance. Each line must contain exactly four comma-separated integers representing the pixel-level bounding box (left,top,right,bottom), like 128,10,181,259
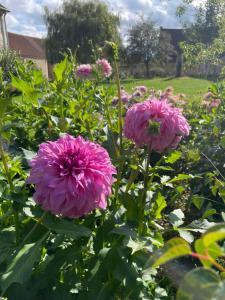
76,64,92,78
96,59,112,77
210,98,221,108
136,86,148,93
124,98,190,153
27,135,116,218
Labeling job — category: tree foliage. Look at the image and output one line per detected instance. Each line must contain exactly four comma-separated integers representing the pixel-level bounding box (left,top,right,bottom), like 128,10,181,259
44,0,120,64
177,0,225,77
126,18,174,77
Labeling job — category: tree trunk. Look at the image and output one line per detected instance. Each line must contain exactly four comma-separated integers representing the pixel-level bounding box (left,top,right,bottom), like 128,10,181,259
176,53,183,77
145,61,150,78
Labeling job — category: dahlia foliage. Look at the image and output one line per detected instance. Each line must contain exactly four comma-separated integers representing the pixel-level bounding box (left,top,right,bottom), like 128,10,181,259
3,50,223,299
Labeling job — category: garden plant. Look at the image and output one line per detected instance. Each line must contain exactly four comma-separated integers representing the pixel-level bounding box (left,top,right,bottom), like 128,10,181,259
0,42,225,299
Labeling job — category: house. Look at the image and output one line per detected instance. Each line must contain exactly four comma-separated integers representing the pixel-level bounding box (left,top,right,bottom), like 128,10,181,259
0,4,9,49
0,4,48,77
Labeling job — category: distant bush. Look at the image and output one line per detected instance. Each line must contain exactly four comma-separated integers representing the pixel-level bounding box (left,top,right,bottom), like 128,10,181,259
0,49,21,81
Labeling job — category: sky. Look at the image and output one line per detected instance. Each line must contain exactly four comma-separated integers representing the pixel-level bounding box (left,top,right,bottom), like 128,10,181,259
1,0,202,38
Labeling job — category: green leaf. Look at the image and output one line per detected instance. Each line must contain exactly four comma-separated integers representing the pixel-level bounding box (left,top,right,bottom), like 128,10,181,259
168,174,194,183
146,237,192,268
53,57,68,82
202,223,225,247
43,213,91,239
21,148,36,162
176,268,220,300
0,240,42,293
169,209,184,228
0,98,12,118
165,151,182,164
220,136,225,149
195,239,224,268
11,75,34,95
178,230,194,243
212,282,225,300
202,208,217,219
192,195,204,210
151,192,167,219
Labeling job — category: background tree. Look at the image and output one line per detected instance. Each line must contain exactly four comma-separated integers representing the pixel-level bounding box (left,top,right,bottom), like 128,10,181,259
126,18,174,78
177,0,225,78
44,0,120,64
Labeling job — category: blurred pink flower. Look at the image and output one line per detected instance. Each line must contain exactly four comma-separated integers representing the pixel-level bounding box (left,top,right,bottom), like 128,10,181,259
210,98,221,108
76,64,92,78
27,135,116,218
136,86,148,93
124,98,190,153
96,59,112,77
112,90,131,106
132,90,142,98
203,91,213,101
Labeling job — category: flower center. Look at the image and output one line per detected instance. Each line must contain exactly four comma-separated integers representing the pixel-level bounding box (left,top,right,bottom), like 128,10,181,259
58,153,85,178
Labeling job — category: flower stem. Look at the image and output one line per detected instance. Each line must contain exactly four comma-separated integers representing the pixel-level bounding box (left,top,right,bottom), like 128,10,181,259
0,139,13,190
191,252,225,272
59,95,67,132
0,136,20,244
21,212,47,246
114,61,123,152
138,149,151,235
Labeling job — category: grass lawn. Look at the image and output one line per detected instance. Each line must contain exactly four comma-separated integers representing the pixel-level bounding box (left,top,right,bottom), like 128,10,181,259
115,76,212,100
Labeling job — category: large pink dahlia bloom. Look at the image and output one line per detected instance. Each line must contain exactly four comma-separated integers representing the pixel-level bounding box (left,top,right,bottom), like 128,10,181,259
76,64,92,78
96,59,112,77
27,135,116,218
124,98,190,153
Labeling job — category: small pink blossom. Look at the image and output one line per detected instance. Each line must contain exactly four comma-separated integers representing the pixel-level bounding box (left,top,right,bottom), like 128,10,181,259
136,86,148,93
124,98,190,153
132,90,142,98
112,90,131,106
27,135,116,218
210,98,221,108
96,59,112,77
76,64,92,78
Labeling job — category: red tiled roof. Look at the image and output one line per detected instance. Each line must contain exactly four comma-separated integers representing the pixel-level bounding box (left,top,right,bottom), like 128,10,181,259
8,32,46,60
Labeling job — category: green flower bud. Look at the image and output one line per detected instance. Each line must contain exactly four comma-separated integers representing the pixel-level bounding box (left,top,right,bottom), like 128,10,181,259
148,120,161,136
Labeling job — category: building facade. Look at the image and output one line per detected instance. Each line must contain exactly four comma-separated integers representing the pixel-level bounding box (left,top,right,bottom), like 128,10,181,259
0,4,48,77
0,4,9,49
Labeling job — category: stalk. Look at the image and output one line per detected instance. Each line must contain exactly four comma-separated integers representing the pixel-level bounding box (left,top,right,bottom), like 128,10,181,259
0,136,20,244
21,212,47,246
138,149,151,235
114,61,123,151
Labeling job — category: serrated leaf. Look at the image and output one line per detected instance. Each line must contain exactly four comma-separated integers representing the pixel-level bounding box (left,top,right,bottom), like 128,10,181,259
165,151,182,164
145,237,192,268
151,192,167,219
53,57,68,82
11,75,34,95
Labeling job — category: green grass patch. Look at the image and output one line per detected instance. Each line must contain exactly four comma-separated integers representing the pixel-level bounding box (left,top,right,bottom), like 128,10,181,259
111,76,212,99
